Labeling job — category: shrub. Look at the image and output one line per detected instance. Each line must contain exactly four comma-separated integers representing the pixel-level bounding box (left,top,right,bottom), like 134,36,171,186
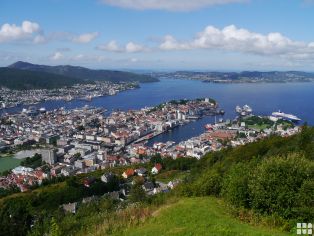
222,163,252,208
249,153,314,219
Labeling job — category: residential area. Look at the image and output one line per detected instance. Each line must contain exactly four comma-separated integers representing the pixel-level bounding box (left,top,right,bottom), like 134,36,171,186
0,81,138,109
0,98,300,197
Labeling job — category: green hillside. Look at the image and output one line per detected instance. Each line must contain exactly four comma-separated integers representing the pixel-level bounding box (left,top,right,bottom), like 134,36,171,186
0,67,87,90
1,127,313,236
9,61,159,83
117,197,292,236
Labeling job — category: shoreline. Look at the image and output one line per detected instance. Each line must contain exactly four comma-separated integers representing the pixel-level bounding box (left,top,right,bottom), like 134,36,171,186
0,82,143,115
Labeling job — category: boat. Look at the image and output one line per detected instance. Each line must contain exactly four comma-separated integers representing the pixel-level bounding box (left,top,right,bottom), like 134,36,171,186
39,107,46,113
204,124,214,130
272,111,301,122
65,95,73,101
235,105,242,113
243,105,252,113
236,105,253,116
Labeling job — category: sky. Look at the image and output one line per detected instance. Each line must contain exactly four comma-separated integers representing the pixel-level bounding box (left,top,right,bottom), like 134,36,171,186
1,0,314,71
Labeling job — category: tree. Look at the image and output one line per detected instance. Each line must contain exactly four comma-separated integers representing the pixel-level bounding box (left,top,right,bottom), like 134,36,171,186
49,217,61,236
150,154,162,164
222,163,251,208
129,184,146,202
73,152,82,159
249,153,314,218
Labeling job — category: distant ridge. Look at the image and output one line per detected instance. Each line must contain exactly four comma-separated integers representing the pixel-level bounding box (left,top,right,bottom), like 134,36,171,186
8,61,159,83
0,67,86,90
157,70,314,83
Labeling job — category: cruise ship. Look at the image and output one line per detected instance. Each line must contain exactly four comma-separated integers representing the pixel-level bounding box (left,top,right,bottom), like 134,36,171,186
272,111,301,122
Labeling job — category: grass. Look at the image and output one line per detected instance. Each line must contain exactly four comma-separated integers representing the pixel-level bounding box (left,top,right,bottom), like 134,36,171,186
116,197,293,236
155,170,189,183
0,155,22,172
248,124,271,131
0,153,14,158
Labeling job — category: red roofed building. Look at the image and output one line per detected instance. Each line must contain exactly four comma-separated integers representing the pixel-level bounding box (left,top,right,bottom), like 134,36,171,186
122,168,135,179
151,163,162,175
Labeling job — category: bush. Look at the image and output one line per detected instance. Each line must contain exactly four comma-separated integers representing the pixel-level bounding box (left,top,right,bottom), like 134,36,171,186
129,184,146,203
193,169,223,197
248,153,314,219
293,179,314,221
222,163,252,208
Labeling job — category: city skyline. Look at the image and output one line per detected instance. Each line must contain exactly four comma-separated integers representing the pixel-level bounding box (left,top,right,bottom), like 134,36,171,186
1,0,314,70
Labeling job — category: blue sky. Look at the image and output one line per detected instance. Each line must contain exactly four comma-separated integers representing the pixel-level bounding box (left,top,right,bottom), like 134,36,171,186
1,0,314,70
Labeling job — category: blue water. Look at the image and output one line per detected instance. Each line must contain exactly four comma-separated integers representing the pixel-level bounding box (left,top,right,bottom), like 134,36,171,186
2,79,314,145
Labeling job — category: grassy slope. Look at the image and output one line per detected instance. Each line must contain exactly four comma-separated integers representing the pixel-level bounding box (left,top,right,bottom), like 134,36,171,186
155,170,189,183
116,197,292,236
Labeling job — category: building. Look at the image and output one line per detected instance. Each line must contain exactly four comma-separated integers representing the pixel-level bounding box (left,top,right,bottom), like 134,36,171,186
122,169,135,179
135,167,147,176
74,160,86,169
142,182,155,192
41,149,57,165
12,166,34,175
83,177,96,187
62,202,78,214
151,163,162,175
101,172,115,183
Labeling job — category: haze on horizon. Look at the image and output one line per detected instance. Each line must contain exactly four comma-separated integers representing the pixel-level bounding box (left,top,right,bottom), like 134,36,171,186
1,0,314,71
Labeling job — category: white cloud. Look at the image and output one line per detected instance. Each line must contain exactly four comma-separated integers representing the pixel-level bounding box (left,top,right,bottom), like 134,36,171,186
159,25,314,59
33,35,46,44
160,35,189,50
0,21,41,43
50,52,63,61
74,54,84,60
0,21,99,45
125,42,145,52
130,57,138,62
65,54,107,64
97,40,122,52
97,40,146,53
72,32,99,43
101,0,247,11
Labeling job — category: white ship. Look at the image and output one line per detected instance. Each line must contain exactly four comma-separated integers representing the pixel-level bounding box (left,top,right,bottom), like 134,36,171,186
235,105,242,113
235,105,252,116
272,111,301,122
39,107,46,113
243,105,252,113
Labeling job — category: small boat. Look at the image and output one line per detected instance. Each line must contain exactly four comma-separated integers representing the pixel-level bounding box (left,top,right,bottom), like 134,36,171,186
205,124,213,130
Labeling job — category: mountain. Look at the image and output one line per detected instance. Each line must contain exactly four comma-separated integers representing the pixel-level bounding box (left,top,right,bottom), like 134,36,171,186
8,61,159,83
0,67,86,90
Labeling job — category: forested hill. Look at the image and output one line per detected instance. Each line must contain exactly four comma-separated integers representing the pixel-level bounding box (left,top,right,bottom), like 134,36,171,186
8,61,158,83
0,67,86,90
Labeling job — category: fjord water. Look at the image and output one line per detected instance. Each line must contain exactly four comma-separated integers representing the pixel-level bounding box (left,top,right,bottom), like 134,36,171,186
2,79,314,144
